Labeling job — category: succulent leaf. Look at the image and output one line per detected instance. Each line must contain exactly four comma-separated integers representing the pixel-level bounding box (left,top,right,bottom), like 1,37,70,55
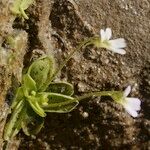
11,87,24,109
46,82,74,96
27,56,55,91
21,107,44,136
27,96,46,117
10,0,34,19
3,100,26,141
42,92,79,113
22,74,37,97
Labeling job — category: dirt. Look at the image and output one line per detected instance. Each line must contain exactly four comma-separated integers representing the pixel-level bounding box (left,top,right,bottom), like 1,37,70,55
0,0,149,149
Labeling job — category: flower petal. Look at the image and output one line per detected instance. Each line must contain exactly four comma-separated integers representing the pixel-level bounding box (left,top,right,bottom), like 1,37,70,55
100,29,106,41
124,104,139,117
124,86,131,97
109,48,126,55
105,28,112,40
125,98,141,111
109,38,126,49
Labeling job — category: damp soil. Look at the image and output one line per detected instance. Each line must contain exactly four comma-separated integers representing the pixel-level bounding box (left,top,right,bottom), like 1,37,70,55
0,0,150,149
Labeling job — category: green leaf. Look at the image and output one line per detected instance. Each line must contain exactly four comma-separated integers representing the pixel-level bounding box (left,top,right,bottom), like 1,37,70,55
22,74,46,117
46,82,74,96
11,87,24,109
10,0,22,14
20,0,34,19
21,107,44,136
22,74,37,97
42,92,79,113
27,56,55,91
27,96,46,117
20,0,34,10
3,100,25,141
10,0,34,19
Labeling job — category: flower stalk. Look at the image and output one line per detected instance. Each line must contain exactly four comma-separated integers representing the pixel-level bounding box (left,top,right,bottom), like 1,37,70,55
48,28,127,85
50,38,94,80
42,91,120,108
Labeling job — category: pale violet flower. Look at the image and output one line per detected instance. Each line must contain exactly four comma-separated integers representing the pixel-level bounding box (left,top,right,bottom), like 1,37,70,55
99,28,126,55
119,86,141,117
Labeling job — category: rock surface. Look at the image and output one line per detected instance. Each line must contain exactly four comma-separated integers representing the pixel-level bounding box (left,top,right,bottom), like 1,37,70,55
0,0,149,149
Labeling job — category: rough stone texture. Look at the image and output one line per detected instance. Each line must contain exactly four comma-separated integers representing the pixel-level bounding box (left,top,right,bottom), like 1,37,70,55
0,0,15,106
0,0,149,149
0,0,28,148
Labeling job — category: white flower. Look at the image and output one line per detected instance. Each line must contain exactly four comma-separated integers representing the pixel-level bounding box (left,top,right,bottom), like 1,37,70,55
100,28,126,55
119,86,141,117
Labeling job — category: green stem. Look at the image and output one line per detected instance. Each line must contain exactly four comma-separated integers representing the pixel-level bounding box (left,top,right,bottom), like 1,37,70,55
76,91,115,101
43,91,119,108
20,7,29,19
43,37,98,91
50,37,95,81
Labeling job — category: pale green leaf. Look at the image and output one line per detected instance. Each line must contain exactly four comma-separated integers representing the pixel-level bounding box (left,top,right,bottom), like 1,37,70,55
21,107,44,136
3,100,25,141
27,56,55,91
42,92,79,113
10,0,34,19
22,74,37,97
46,82,74,96
11,87,24,109
27,97,46,117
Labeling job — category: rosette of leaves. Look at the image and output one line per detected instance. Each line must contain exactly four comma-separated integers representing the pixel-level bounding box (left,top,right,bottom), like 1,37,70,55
4,56,79,141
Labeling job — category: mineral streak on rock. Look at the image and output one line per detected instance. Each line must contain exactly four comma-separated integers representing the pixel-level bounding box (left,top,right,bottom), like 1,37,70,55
0,0,28,148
